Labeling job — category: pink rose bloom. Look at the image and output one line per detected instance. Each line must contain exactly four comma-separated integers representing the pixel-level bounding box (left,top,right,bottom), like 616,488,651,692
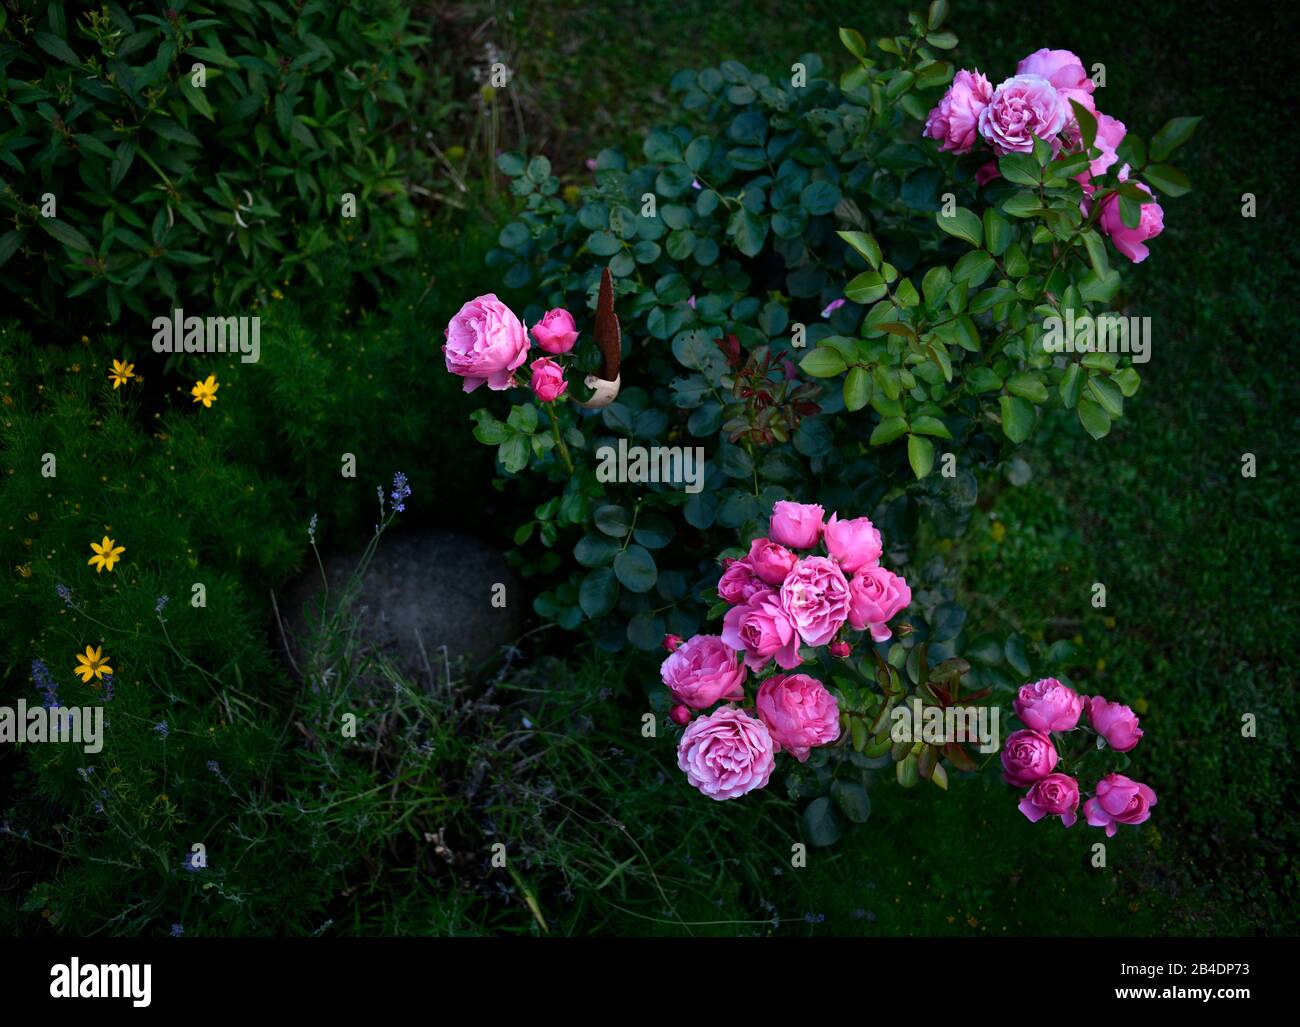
975,161,1001,187
531,308,580,354
528,356,568,402
846,566,911,642
1084,773,1157,837
660,634,747,710
823,513,883,574
722,590,802,671
443,293,530,393
1087,696,1143,752
769,500,825,549
1018,773,1080,827
1086,112,1126,177
923,68,993,154
1000,729,1058,787
1014,677,1084,733
978,74,1068,155
677,705,776,800
1097,165,1164,263
1015,48,1095,114
756,674,841,762
717,558,768,605
747,537,797,585
779,556,851,647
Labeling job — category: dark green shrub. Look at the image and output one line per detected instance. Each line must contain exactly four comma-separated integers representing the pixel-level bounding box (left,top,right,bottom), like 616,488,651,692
0,0,444,326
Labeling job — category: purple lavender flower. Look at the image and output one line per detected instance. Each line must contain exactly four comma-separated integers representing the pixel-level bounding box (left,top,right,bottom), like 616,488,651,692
307,513,318,541
390,472,411,513
153,721,169,738
32,659,59,708
170,923,184,937
102,676,114,703
181,851,204,873
56,583,72,607
155,594,169,614
206,760,221,775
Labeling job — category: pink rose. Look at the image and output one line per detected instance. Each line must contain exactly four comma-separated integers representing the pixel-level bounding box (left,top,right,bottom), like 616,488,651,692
1018,773,1080,827
1084,773,1157,837
846,566,912,642
669,704,692,726
660,634,747,710
717,558,768,605
1013,678,1083,733
829,640,851,659
663,633,684,653
443,293,530,393
1087,112,1126,177
721,590,802,671
747,537,797,585
978,74,1069,155
823,513,883,574
1015,48,1095,114
924,68,993,154
677,706,776,800
1086,696,1143,752
755,674,841,762
1097,166,1164,263
528,356,568,402
975,161,1001,187
779,556,851,647
531,308,580,354
769,501,824,550
1000,729,1058,787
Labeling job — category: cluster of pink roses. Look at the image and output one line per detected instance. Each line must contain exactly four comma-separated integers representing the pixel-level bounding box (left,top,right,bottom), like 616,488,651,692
924,48,1164,263
665,501,912,801
1003,677,1156,836
443,293,579,401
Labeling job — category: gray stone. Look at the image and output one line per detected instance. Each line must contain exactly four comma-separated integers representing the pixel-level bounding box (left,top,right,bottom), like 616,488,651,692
281,530,527,684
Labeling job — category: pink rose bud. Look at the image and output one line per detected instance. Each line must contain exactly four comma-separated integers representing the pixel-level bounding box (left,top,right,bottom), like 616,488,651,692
717,558,767,605
662,633,684,653
443,293,530,393
669,704,692,727
1097,165,1164,263
721,590,802,672
528,356,568,402
769,500,825,550
1013,678,1084,733
1084,773,1157,836
677,706,776,800
660,634,747,709
924,68,993,154
531,308,580,354
829,641,851,659
846,566,912,642
1000,729,1058,787
747,537,797,586
756,673,841,762
978,73,1069,155
780,557,852,648
1017,772,1080,827
1086,696,1143,752
823,512,883,574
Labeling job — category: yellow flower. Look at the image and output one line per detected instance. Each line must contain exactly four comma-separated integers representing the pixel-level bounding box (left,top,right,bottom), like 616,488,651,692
88,535,125,572
15,563,32,578
191,375,219,407
74,645,112,683
109,359,136,389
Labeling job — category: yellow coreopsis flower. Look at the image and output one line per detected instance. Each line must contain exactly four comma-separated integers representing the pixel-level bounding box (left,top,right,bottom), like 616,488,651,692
109,359,136,389
74,645,112,683
88,535,125,572
191,375,219,407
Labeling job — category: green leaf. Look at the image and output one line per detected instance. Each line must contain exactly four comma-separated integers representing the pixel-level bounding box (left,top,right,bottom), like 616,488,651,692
33,31,80,65
843,366,872,411
908,434,935,479
801,796,843,846
1006,371,1049,405
935,207,982,248
614,545,658,593
997,153,1041,186
845,270,887,304
727,208,768,257
1070,99,1098,150
579,569,619,618
594,505,632,537
831,780,872,823
799,346,847,378
910,415,953,439
1059,363,1083,408
574,534,619,568
1149,116,1201,162
839,27,867,58
999,394,1034,443
951,250,994,287
39,219,92,252
925,30,957,49
1142,164,1191,197
800,180,842,215
498,435,529,473
1077,396,1111,439
836,230,881,269
1001,191,1041,218
870,416,909,446
983,209,1011,256
1086,375,1124,418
